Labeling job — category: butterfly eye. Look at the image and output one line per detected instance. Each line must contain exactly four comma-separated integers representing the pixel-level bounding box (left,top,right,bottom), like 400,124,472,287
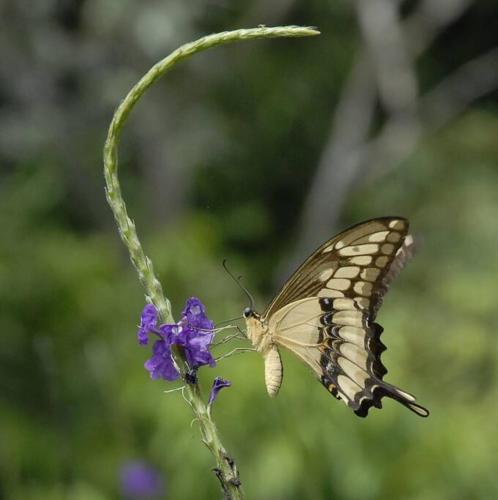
243,307,253,318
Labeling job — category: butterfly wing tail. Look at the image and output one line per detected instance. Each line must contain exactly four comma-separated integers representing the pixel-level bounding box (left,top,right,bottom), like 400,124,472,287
384,384,430,417
355,382,429,418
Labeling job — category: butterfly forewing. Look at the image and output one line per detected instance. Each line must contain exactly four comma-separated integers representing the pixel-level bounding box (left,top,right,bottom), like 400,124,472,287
264,217,409,321
264,217,429,417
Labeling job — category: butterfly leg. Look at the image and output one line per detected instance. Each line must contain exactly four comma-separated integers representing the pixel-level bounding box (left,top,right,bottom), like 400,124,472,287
215,347,256,362
163,385,186,394
212,324,244,336
212,330,247,346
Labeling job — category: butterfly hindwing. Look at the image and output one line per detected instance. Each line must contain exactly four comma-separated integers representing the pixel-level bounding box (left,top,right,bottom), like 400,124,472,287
317,296,428,417
264,217,429,417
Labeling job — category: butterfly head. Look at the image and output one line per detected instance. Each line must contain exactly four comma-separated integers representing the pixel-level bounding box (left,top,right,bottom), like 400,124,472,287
243,306,255,319
243,306,262,322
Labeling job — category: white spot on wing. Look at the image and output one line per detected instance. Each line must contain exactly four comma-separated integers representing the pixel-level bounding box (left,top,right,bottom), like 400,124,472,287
350,256,373,265
334,266,360,279
355,297,370,309
319,269,334,281
367,231,389,243
327,278,351,291
333,298,356,310
360,268,380,282
318,289,344,298
338,244,379,257
354,281,373,296
389,219,405,230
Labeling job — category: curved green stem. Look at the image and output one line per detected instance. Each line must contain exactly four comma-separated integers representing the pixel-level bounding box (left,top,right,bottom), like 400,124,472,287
103,25,319,500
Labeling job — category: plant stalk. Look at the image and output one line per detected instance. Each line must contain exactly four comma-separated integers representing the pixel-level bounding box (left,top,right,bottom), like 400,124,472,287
103,25,319,499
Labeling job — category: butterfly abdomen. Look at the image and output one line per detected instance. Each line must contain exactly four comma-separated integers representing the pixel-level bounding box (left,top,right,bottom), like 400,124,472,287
245,315,283,397
263,345,283,398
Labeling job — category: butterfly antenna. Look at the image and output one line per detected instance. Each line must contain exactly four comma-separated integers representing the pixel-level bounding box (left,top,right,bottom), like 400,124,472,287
222,259,255,310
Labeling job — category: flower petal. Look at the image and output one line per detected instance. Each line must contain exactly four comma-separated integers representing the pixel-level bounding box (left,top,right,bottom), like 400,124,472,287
182,328,216,368
137,304,159,345
208,377,232,406
169,297,216,369
144,339,180,381
185,345,216,369
158,323,180,344
182,297,214,331
187,330,214,349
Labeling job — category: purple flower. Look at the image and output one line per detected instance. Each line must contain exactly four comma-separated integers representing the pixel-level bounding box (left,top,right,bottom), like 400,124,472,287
144,339,180,381
176,297,216,369
120,460,165,499
208,377,232,406
176,324,216,369
137,298,216,381
158,323,179,343
182,297,214,331
137,304,159,345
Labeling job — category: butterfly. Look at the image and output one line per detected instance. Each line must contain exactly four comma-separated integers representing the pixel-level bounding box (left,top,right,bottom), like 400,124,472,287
244,217,429,417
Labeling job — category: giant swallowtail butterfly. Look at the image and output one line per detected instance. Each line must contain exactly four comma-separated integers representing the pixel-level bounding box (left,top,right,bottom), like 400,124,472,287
244,217,429,417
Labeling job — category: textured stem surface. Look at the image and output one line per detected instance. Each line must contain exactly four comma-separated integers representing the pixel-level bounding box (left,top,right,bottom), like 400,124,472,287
103,25,319,499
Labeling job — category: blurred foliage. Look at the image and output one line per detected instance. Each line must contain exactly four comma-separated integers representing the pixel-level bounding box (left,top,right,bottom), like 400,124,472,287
1,1,498,499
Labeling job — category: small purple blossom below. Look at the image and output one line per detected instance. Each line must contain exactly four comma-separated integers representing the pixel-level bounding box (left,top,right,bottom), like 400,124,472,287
120,460,164,499
137,297,216,381
208,377,232,407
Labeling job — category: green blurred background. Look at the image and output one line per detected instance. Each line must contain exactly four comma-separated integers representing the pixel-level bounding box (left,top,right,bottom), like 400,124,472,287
1,1,497,499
